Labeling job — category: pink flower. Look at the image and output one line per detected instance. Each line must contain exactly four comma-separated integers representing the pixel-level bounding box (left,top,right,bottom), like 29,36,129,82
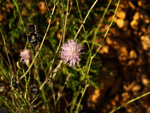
20,49,31,63
60,40,83,67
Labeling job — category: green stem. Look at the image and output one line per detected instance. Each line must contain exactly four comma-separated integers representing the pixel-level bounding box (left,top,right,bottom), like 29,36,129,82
70,88,81,113
75,85,88,113
12,0,27,37
86,0,113,71
110,91,150,113
34,57,50,113
91,0,113,52
74,0,120,112
36,75,50,113
75,0,86,33
93,0,120,59
86,0,114,72
24,75,27,99
0,97,16,113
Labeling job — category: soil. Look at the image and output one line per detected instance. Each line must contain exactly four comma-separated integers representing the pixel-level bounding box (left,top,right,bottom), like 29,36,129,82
83,0,150,113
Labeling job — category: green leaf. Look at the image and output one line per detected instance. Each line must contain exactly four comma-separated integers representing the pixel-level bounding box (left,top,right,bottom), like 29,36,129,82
9,9,18,29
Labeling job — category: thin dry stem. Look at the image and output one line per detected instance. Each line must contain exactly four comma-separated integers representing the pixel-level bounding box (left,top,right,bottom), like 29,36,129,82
56,73,71,103
41,0,71,90
39,53,47,77
19,1,59,80
51,83,57,106
74,0,98,40
62,0,70,43
40,60,62,90
0,29,16,77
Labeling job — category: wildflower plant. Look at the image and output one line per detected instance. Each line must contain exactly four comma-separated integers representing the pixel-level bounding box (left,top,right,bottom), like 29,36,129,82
59,40,83,67
20,49,31,64
0,0,135,113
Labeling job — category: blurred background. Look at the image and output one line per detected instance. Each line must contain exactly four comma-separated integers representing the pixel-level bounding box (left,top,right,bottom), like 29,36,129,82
0,0,150,113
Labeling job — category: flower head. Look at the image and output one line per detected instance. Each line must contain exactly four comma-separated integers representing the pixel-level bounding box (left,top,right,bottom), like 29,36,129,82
20,49,31,63
59,40,83,67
